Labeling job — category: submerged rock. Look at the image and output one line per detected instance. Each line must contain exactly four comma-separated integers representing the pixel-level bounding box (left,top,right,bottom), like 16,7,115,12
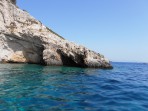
0,0,112,68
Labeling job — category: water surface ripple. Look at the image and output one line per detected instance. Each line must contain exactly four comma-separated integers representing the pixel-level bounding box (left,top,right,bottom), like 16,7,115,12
0,62,148,111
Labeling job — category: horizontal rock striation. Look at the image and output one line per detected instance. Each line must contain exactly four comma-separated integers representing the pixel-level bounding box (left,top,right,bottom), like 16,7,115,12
0,0,112,68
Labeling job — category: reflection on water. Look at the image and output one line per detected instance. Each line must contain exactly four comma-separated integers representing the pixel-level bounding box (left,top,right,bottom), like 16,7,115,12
0,63,148,111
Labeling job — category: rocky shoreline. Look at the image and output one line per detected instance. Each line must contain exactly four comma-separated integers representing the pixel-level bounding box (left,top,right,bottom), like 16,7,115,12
0,0,112,69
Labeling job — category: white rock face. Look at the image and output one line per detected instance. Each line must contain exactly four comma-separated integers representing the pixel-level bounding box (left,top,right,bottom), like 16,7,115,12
0,0,112,68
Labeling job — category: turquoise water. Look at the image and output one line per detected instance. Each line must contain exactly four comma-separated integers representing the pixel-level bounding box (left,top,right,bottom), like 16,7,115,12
0,62,148,111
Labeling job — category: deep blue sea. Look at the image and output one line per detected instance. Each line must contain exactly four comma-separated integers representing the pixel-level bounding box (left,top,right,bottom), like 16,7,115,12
0,62,148,111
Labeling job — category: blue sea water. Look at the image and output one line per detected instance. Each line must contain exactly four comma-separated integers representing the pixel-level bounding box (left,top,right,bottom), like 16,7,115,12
0,62,148,111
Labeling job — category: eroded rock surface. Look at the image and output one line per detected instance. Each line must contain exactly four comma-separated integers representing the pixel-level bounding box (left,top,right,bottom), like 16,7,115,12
0,0,112,68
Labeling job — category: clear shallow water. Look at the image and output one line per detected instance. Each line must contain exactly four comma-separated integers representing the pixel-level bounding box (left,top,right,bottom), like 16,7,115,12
0,62,148,111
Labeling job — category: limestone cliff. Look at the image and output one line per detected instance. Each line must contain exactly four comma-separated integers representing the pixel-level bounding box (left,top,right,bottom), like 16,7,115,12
0,0,112,68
